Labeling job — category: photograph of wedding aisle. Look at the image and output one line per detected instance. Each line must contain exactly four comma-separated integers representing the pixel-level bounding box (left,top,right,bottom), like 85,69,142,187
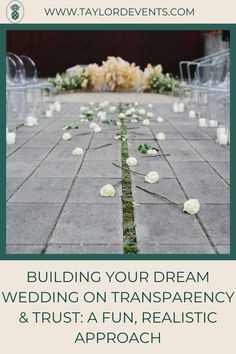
6,30,230,255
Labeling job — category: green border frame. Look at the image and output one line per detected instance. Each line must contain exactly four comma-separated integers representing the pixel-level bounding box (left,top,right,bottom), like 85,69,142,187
0,24,234,260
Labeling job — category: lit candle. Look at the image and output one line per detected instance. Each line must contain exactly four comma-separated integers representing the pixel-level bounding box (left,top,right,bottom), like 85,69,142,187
217,127,226,141
46,110,53,118
178,102,185,113
54,101,61,112
173,103,179,113
218,134,228,145
50,103,56,111
7,132,16,145
189,110,196,118
199,118,207,127
26,116,38,127
209,119,218,127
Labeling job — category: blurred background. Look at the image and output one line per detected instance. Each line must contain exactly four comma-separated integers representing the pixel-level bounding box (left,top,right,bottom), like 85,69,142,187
6,30,230,77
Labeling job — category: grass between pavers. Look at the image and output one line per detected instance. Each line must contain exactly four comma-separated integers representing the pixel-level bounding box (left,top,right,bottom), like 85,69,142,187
119,107,139,254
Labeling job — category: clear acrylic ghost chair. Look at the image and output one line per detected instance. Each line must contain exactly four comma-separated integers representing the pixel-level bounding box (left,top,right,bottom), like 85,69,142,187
6,56,26,131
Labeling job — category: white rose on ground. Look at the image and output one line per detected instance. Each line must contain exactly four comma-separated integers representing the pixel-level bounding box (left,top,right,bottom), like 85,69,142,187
143,119,150,126
116,121,122,127
157,116,164,123
126,157,138,166
131,118,138,123
26,116,38,127
147,112,154,118
62,132,72,141
80,106,89,112
109,106,116,113
97,111,107,120
100,184,116,197
145,171,159,183
119,113,126,119
148,103,153,108
139,108,146,115
156,132,166,141
94,126,102,133
147,149,158,156
89,122,98,129
183,199,200,214
72,147,84,156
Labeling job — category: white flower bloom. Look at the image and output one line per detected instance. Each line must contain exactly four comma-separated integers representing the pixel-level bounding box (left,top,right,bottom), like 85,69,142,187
143,119,150,126
99,101,109,109
126,157,138,167
156,132,166,141
62,126,68,130
139,108,146,115
131,118,138,123
109,106,117,113
116,121,122,127
89,122,98,129
134,102,139,106
26,116,38,127
145,171,160,184
147,112,154,118
94,126,102,133
80,106,89,112
114,135,120,140
147,149,158,156
72,147,84,156
183,199,200,215
119,113,126,119
97,111,107,119
148,103,153,108
90,101,95,106
80,114,85,119
100,184,116,197
62,132,72,141
157,116,164,123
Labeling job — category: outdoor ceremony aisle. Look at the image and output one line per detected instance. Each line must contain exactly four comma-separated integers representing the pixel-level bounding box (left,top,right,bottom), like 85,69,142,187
6,93,230,254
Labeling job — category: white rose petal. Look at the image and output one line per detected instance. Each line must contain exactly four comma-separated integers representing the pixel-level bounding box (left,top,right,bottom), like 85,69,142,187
94,126,102,133
26,116,38,127
80,106,89,112
147,112,154,118
100,184,116,197
126,157,138,167
145,171,159,184
143,119,150,126
89,122,98,129
62,133,72,141
72,147,84,156
109,106,116,113
139,108,146,115
147,149,158,156
157,116,164,123
183,199,200,215
156,132,166,141
97,111,107,120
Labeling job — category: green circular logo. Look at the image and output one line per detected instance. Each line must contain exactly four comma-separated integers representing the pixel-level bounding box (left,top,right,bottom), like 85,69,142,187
6,1,24,23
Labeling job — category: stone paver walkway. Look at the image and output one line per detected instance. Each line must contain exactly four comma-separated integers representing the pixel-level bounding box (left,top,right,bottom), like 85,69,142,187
7,93,230,254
